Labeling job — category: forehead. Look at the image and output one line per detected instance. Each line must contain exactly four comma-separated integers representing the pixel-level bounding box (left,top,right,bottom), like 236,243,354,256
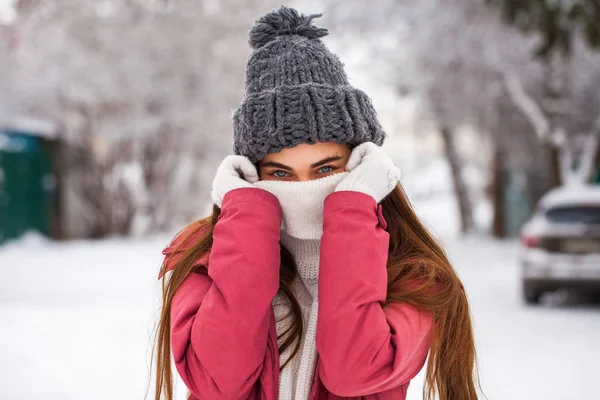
260,142,350,164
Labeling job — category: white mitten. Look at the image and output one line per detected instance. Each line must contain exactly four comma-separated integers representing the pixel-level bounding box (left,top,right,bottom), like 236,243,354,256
335,142,401,203
211,155,259,207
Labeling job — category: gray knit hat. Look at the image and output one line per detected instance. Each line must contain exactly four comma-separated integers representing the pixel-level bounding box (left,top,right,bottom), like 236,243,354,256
232,5,386,163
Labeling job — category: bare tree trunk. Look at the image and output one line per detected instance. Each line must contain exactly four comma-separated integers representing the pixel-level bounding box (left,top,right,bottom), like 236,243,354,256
51,136,67,240
440,125,474,234
547,143,562,188
592,135,600,184
491,146,505,238
542,50,572,184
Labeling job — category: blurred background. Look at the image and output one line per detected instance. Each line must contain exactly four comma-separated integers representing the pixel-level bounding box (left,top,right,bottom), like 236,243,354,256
1,0,599,399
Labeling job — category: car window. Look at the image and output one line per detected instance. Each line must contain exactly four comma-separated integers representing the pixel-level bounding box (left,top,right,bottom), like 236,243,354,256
545,206,600,224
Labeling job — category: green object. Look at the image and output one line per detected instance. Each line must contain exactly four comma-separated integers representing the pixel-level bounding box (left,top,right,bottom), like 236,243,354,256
593,168,600,184
0,130,55,243
503,171,533,237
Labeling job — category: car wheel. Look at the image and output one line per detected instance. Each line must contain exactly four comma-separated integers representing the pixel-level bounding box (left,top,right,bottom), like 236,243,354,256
523,282,542,305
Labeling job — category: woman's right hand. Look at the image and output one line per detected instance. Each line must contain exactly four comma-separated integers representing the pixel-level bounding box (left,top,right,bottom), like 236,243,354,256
211,155,259,207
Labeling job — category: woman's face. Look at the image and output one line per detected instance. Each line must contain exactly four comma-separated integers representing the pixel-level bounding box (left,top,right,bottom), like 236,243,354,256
258,141,351,181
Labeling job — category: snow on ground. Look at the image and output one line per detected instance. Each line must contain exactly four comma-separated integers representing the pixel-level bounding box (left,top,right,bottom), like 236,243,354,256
0,232,171,399
1,207,599,399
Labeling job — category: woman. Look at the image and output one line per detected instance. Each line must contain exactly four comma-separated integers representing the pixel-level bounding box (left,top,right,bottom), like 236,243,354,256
154,5,479,400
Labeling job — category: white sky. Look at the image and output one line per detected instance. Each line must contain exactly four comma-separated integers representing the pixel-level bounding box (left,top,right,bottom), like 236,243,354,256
0,0,17,24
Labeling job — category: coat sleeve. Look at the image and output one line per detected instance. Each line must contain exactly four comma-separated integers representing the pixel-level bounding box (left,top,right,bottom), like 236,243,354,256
169,188,282,400
316,191,433,397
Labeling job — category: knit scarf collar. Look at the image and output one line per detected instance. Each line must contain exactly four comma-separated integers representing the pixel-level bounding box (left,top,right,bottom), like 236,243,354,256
253,172,349,240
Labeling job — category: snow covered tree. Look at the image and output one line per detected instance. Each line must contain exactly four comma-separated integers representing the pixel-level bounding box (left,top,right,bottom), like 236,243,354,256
325,0,600,236
0,0,281,237
486,0,600,56
323,0,480,233
487,0,600,186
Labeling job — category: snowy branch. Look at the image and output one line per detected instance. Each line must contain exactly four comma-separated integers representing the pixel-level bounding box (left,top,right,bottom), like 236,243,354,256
503,70,551,142
573,134,599,184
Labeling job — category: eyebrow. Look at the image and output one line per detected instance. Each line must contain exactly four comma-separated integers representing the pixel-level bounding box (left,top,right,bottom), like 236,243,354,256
311,155,343,168
260,155,343,171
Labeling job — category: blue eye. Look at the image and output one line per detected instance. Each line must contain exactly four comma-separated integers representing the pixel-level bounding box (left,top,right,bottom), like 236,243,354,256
318,166,335,173
272,170,290,178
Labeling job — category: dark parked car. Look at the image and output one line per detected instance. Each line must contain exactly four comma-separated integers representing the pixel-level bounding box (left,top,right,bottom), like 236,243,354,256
520,185,600,304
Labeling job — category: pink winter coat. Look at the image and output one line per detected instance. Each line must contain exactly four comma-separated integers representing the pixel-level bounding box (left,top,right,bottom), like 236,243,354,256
161,188,433,400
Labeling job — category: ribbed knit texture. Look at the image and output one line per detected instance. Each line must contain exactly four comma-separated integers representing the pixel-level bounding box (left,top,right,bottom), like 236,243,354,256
272,234,320,400
254,172,348,239
255,173,347,399
233,6,386,163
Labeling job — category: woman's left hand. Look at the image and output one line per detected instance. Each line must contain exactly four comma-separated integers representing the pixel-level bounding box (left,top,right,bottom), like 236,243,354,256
335,142,401,203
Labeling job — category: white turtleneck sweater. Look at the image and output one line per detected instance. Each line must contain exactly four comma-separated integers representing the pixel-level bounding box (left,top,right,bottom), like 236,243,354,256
272,232,321,400
254,172,349,400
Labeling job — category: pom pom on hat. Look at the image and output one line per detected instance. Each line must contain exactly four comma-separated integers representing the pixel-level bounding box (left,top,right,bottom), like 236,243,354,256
248,5,329,49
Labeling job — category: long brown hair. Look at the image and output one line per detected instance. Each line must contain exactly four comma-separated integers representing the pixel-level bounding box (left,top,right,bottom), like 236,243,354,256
151,184,481,400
